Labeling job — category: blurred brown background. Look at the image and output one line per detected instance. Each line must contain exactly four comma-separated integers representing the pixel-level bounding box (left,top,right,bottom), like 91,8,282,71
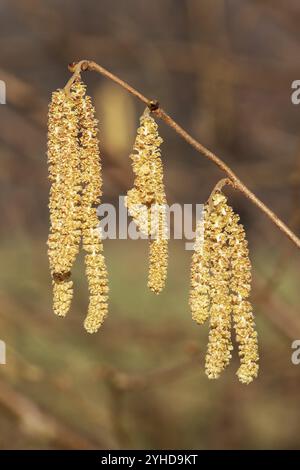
0,0,300,450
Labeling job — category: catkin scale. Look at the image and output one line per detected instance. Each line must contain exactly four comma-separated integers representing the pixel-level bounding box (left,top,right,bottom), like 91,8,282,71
190,191,259,384
126,111,168,293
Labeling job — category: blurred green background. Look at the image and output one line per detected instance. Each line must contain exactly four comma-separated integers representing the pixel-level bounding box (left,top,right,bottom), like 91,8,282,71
0,0,300,450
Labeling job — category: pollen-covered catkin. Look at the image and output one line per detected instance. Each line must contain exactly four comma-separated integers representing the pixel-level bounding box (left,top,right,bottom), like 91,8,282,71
126,111,168,293
47,79,109,332
227,209,259,384
47,88,82,316
76,87,109,333
189,207,210,324
189,191,259,383
205,194,233,379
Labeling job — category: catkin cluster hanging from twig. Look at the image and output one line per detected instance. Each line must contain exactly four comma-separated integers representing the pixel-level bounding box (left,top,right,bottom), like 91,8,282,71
190,191,259,384
47,79,109,333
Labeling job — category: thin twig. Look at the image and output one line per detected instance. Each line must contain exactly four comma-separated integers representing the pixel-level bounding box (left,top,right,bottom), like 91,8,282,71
64,60,88,97
65,60,300,250
207,177,234,210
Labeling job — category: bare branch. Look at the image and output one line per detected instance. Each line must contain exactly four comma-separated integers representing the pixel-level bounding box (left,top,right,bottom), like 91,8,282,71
64,60,300,250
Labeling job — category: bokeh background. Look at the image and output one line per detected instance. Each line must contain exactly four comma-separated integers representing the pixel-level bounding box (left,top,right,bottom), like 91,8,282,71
0,0,300,450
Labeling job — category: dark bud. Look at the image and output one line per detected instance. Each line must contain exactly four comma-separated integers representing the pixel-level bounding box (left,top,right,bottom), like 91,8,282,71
148,100,160,112
68,62,78,72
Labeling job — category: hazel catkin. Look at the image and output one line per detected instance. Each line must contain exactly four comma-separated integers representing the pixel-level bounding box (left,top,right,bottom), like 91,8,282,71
126,110,168,293
75,82,109,333
205,195,233,379
189,207,210,324
226,208,259,384
47,88,82,317
189,191,259,384
47,79,109,332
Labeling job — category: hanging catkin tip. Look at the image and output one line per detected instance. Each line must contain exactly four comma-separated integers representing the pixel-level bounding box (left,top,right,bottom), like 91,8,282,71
52,280,73,317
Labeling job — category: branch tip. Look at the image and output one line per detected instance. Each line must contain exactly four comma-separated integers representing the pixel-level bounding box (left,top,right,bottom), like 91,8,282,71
68,62,77,72
68,60,90,73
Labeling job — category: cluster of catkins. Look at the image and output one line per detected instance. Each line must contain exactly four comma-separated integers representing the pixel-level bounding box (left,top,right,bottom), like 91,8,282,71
47,79,108,333
47,83,168,332
189,192,259,384
125,110,168,293
47,77,258,382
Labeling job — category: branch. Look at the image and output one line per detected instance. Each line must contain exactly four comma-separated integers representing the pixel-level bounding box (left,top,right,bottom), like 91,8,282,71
65,60,300,250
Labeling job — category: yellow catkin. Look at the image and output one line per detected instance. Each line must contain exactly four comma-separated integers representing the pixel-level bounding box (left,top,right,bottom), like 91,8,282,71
75,83,109,333
47,88,82,317
205,194,233,379
125,111,168,293
226,208,259,384
189,207,211,324
191,191,259,383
